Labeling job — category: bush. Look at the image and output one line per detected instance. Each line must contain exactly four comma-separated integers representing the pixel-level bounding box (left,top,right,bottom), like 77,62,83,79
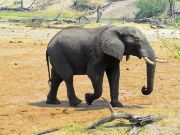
74,0,107,11
136,0,169,18
176,15,180,24
13,1,20,5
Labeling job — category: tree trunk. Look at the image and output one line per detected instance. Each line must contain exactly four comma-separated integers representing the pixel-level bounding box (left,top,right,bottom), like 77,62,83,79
73,0,78,6
96,6,102,23
44,0,48,6
169,0,175,17
20,0,23,8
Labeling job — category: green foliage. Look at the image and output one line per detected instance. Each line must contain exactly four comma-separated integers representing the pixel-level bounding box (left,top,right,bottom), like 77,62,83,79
77,0,89,6
176,15,180,25
22,19,43,28
174,43,180,59
13,1,21,5
60,122,126,135
175,51,180,59
0,9,80,20
156,30,180,59
136,0,169,18
73,0,108,11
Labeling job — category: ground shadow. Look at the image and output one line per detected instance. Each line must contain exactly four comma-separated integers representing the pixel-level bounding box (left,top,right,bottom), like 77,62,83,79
122,105,144,109
29,100,143,111
29,100,107,111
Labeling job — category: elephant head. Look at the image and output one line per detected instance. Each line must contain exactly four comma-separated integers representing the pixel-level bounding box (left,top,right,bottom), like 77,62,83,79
101,26,156,95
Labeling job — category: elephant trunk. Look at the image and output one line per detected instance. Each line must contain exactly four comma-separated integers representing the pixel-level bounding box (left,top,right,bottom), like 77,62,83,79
142,60,156,95
140,43,156,95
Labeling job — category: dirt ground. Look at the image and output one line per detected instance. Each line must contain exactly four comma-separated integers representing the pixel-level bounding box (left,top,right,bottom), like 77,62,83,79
0,23,180,135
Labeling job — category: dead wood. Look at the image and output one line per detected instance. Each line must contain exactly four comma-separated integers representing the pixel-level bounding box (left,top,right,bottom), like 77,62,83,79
87,97,166,129
0,7,30,11
35,128,59,135
101,3,112,10
118,17,170,28
76,15,89,23
0,0,37,11
26,0,38,9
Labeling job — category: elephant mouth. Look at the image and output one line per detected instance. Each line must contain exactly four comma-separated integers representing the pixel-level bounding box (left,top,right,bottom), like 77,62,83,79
139,54,154,65
138,49,155,65
124,50,155,65
138,55,142,59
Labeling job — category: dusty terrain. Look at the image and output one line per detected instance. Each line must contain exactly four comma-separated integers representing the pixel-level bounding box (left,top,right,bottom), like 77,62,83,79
0,23,180,135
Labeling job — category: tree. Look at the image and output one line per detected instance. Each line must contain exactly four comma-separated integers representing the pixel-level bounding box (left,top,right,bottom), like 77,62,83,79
169,0,175,16
20,0,24,8
44,0,49,5
72,0,78,6
96,6,102,23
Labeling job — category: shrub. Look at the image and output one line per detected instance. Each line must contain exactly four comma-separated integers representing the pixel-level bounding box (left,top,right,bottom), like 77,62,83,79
74,0,107,11
136,0,169,18
13,1,20,5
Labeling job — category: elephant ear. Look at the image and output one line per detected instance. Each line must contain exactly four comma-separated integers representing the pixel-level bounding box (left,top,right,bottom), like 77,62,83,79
101,29,125,60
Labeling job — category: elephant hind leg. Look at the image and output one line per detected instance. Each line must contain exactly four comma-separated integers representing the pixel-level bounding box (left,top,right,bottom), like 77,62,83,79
49,57,81,106
86,71,104,105
46,67,62,104
64,76,82,107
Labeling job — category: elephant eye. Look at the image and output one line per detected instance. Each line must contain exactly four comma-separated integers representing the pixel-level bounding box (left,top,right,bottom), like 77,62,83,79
134,37,140,42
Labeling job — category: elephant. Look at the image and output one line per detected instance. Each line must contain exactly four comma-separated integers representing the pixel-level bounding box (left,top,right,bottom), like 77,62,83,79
45,25,156,107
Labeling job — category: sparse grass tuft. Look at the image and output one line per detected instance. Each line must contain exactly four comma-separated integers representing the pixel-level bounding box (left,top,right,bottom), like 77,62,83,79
174,51,180,59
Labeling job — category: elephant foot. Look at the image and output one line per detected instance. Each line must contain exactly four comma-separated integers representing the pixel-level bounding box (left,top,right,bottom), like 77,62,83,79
110,101,123,107
85,93,93,105
69,97,82,107
46,97,61,104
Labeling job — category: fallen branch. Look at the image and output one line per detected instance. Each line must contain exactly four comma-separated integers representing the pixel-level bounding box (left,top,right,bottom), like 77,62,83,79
76,15,89,23
0,7,30,11
118,17,170,28
35,128,59,135
87,97,166,129
101,3,112,10
26,0,38,9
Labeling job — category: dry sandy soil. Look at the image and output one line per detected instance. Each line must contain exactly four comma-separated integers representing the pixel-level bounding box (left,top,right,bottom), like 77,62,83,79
0,23,180,135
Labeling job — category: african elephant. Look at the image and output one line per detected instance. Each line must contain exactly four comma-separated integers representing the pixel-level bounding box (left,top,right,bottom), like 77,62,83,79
46,25,156,107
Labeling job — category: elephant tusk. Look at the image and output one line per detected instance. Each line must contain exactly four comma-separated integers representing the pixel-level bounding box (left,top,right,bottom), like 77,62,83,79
155,58,168,63
143,57,154,65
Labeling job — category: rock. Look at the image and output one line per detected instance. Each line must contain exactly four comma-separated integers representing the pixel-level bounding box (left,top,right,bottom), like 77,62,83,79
62,108,69,114
9,41,14,43
17,41,23,43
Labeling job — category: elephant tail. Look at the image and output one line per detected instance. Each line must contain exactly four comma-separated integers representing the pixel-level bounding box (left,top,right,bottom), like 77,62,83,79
46,50,51,87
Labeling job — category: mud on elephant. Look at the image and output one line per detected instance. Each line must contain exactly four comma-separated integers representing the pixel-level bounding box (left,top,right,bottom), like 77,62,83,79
45,25,156,107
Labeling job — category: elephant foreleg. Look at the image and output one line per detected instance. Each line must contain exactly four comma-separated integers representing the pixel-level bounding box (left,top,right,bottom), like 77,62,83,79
106,65,123,107
46,68,62,104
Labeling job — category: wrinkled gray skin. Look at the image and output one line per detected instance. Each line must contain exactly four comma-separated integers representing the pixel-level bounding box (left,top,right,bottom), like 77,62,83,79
46,26,156,107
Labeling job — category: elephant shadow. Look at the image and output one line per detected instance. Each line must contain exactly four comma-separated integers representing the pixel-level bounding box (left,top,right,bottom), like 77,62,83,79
29,100,107,111
29,100,143,111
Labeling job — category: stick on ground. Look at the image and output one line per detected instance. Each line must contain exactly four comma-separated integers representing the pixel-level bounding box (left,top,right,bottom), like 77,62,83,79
35,128,59,135
87,97,166,129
